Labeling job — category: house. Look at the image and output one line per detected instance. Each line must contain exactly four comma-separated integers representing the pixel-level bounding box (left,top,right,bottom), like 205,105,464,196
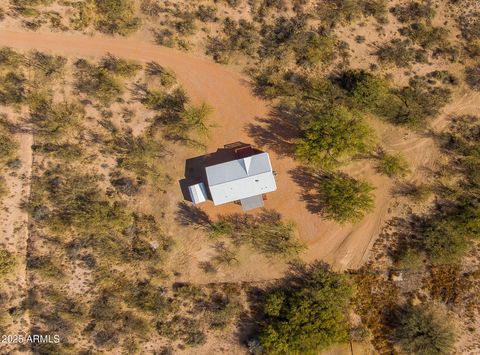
187,143,277,211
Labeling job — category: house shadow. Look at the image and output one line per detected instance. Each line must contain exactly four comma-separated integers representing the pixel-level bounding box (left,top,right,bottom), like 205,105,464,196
179,142,257,202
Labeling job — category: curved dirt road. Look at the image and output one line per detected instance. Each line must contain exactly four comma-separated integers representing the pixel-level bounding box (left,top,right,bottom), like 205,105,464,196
0,28,394,270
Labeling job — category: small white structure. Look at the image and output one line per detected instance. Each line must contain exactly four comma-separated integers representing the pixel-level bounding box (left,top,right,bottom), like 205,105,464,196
188,182,208,205
205,152,277,211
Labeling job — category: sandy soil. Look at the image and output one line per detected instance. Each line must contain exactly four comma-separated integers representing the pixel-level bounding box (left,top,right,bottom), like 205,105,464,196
0,118,33,351
0,27,439,273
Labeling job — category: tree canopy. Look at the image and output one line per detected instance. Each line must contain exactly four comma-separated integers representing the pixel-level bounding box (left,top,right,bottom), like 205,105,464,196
259,264,353,354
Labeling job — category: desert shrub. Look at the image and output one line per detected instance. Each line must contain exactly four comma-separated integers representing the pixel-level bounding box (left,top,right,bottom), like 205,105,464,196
294,32,336,66
30,51,67,78
457,12,480,41
124,213,173,259
316,0,362,26
94,0,140,35
318,173,375,223
258,263,353,353
207,19,258,62
0,72,27,105
0,7,4,21
0,249,15,277
163,103,212,146
395,248,424,270
31,166,132,235
442,115,480,188
156,316,206,347
376,151,409,177
196,5,217,23
376,79,451,127
0,134,18,163
27,255,65,279
100,54,141,78
295,105,374,170
393,303,455,355
0,47,26,69
145,62,177,87
465,63,480,91
390,1,435,23
426,70,458,86
127,281,171,315
140,0,163,17
375,39,415,67
0,176,7,200
74,58,123,104
259,16,307,58
29,99,85,143
210,210,302,258
400,23,448,49
361,0,387,23
173,11,197,36
112,130,166,181
153,28,176,48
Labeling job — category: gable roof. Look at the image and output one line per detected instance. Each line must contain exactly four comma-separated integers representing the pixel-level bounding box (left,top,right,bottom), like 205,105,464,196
205,152,276,205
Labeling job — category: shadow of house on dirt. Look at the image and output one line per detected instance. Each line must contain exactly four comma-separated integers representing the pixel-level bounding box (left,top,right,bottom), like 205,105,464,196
246,105,300,158
287,166,326,214
178,147,237,202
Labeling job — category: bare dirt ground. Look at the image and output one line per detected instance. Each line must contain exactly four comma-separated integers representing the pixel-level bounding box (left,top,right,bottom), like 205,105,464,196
0,27,446,273
0,109,32,351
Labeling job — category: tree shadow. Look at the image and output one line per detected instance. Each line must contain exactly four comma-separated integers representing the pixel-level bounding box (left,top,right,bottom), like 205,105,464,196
175,201,212,228
287,166,326,214
246,105,300,158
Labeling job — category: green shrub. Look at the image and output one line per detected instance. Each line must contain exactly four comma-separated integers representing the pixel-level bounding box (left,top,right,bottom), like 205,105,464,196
74,59,123,104
259,264,353,353
376,80,451,127
376,151,409,177
0,134,18,163
318,173,375,224
394,304,455,355
100,54,141,78
0,72,27,105
30,51,67,78
424,202,480,264
94,0,140,35
29,100,85,143
31,167,133,235
395,248,424,270
337,69,389,111
295,105,374,170
0,47,26,69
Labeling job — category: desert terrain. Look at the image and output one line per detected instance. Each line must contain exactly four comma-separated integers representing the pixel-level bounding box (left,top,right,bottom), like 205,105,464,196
0,0,479,354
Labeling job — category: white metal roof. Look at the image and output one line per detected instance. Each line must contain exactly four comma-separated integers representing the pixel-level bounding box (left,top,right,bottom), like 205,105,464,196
188,183,208,205
205,152,277,205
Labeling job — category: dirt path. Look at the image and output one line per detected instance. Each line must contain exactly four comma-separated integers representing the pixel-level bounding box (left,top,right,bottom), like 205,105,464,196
0,27,418,271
